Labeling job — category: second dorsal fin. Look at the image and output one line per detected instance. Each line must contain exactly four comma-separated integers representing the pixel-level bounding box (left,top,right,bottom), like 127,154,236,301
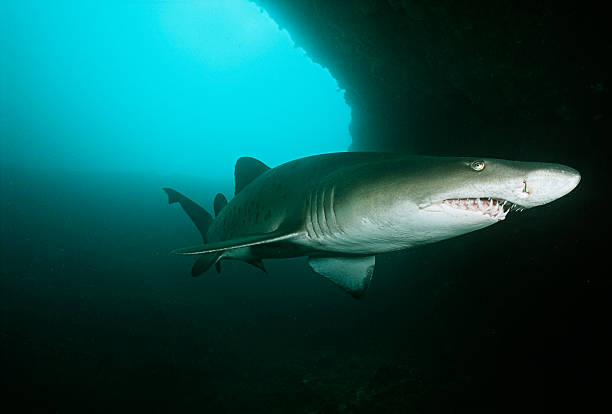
234,157,270,195
213,193,227,217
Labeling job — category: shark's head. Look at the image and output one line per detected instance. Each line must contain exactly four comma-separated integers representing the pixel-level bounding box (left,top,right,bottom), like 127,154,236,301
416,157,581,219
329,155,581,253
402,157,581,246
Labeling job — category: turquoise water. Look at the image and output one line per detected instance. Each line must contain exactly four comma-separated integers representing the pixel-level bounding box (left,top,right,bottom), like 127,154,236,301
1,0,351,191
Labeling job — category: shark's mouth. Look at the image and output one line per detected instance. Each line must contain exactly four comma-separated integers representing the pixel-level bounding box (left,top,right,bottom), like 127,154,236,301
435,197,524,221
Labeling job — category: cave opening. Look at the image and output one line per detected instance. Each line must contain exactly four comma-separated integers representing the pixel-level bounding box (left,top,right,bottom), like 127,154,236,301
2,0,352,189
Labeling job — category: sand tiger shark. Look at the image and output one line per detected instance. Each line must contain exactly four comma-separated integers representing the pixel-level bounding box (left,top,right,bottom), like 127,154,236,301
163,152,580,297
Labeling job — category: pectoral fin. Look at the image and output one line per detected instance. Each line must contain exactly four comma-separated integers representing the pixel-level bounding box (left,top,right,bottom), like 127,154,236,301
308,256,375,298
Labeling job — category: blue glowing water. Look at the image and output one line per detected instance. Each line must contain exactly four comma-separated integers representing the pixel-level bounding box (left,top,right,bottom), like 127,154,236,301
1,0,351,190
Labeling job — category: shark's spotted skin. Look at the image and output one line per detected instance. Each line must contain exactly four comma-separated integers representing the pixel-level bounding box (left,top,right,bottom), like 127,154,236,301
164,152,580,297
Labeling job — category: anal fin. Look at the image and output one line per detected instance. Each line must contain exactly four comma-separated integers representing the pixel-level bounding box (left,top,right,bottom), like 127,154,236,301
308,256,375,298
247,259,266,273
192,252,222,277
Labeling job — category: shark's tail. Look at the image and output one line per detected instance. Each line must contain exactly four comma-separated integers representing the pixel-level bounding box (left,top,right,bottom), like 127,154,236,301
163,188,213,242
163,188,221,276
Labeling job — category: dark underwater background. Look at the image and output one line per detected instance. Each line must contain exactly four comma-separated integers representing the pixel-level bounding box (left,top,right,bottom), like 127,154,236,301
1,1,609,413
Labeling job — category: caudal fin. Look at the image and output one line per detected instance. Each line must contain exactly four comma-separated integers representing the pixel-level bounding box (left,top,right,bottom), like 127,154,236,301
163,188,213,242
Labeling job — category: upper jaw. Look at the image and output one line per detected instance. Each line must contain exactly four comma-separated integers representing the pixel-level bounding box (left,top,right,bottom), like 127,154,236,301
420,197,524,221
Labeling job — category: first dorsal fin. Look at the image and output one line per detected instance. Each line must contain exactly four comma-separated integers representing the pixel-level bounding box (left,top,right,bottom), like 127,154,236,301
235,157,270,195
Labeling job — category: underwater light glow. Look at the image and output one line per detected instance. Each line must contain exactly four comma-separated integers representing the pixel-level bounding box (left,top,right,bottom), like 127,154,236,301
1,0,351,187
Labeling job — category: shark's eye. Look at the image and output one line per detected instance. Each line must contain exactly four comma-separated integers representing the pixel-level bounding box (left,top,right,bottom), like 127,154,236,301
470,160,485,171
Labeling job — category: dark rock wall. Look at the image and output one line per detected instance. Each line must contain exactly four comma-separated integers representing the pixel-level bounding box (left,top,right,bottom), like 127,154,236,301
254,0,609,158
249,2,610,411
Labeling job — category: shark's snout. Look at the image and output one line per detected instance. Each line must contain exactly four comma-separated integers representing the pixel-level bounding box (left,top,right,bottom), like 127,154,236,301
519,164,581,208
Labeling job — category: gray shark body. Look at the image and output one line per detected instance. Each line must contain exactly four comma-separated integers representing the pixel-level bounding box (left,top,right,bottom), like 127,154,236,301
164,152,580,297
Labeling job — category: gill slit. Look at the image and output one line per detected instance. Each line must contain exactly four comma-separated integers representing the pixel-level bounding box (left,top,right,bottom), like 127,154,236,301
311,190,322,238
305,192,315,239
329,186,342,235
318,186,330,236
